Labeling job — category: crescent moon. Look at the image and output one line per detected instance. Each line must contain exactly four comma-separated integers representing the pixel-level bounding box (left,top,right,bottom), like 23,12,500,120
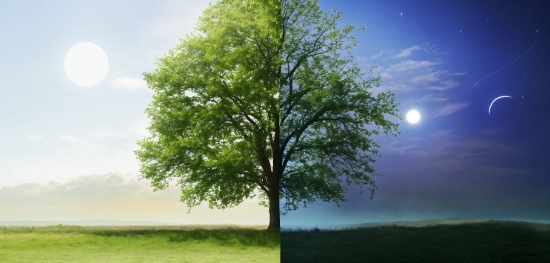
489,95,513,115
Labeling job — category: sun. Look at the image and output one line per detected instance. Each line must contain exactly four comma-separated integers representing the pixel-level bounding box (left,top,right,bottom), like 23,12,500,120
64,42,109,87
406,110,420,124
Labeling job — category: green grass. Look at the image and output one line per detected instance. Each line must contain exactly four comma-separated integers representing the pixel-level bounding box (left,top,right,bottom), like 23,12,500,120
281,220,550,263
0,224,280,263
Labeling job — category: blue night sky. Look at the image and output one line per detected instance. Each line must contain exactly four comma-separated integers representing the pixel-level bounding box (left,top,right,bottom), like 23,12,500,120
282,0,550,228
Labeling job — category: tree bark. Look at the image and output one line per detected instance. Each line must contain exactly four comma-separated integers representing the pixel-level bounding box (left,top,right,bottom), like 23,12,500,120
267,187,280,230
267,110,281,230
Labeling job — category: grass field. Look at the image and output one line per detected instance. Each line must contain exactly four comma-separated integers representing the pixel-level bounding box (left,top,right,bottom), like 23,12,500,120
281,220,550,263
0,225,280,263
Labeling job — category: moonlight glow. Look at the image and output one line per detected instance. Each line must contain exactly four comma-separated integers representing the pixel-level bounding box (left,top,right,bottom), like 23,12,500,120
64,42,109,87
406,110,420,124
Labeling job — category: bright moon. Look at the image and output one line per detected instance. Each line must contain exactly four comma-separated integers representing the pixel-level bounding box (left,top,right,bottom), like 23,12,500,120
64,42,109,87
406,110,420,124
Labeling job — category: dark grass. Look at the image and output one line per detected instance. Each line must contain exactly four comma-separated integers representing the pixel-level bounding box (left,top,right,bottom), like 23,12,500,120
281,220,550,263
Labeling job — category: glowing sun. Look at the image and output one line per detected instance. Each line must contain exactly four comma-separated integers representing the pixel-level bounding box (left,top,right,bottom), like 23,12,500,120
64,42,109,87
406,110,420,124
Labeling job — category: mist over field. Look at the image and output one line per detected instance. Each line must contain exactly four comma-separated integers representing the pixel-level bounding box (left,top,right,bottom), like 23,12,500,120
0,173,267,225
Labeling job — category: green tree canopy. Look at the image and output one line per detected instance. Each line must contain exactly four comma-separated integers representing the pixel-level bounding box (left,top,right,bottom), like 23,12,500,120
135,0,400,231
135,0,283,229
280,0,401,213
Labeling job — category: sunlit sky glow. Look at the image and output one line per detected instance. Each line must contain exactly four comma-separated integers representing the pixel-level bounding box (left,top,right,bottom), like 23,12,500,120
0,0,271,225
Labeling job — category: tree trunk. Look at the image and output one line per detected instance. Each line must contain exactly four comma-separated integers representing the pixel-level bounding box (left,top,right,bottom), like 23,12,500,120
267,110,281,230
267,189,280,230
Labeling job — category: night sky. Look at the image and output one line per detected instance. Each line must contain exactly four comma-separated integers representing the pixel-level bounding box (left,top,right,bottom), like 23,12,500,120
282,0,550,229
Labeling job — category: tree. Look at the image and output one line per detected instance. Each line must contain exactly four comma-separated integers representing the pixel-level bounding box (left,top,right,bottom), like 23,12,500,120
135,0,283,230
279,0,401,214
135,0,400,231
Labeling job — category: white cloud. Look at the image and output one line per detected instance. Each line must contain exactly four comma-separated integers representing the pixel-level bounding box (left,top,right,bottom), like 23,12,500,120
384,140,428,156
372,60,441,94
26,132,44,141
410,70,448,84
379,129,518,162
414,94,449,102
1,124,153,187
426,79,459,91
456,139,515,155
385,60,440,72
435,103,469,117
370,51,385,60
431,138,518,159
110,77,149,91
0,173,267,225
430,130,452,138
394,46,422,58
452,72,467,76
372,55,464,95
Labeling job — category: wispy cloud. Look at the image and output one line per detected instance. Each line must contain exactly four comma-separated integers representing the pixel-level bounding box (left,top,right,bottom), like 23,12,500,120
426,79,459,91
430,130,453,138
380,129,517,161
370,51,385,60
385,60,440,73
426,137,519,161
372,60,447,94
394,46,422,58
367,41,467,97
385,140,428,156
435,103,469,117
3,126,148,187
410,70,449,84
451,138,516,157
414,94,449,102
110,77,149,91
451,72,467,76
26,132,44,141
